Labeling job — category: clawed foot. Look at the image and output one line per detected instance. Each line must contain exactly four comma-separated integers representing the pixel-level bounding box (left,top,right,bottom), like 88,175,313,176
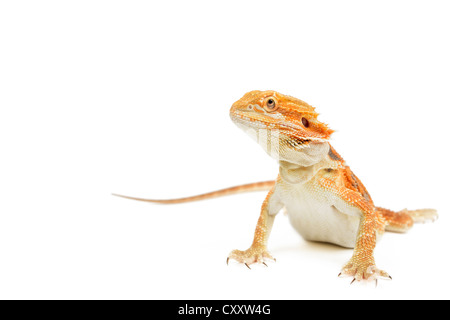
339,259,392,285
402,208,438,223
227,247,276,269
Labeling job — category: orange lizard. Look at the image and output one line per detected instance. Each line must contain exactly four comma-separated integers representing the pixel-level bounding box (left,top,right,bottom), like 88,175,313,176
114,90,437,283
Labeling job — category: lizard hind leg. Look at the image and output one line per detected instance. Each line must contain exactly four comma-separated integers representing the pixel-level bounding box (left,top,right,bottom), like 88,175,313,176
403,208,438,224
377,207,438,233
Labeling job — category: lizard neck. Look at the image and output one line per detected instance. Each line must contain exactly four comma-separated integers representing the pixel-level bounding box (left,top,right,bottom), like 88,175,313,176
280,141,330,167
278,142,335,184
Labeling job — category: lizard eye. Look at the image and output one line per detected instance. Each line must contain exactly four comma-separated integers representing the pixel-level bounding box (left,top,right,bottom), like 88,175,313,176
302,117,309,128
264,97,278,112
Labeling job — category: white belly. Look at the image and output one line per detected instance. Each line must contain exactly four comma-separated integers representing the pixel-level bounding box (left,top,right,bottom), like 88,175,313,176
281,184,361,248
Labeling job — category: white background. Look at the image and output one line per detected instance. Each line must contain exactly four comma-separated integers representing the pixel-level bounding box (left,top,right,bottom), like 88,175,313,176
1,1,449,300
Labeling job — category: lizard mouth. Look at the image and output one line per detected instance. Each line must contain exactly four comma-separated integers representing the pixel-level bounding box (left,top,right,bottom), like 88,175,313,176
277,123,328,143
230,110,272,130
231,111,327,143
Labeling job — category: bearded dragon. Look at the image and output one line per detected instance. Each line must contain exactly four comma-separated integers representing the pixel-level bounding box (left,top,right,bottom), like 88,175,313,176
114,90,437,283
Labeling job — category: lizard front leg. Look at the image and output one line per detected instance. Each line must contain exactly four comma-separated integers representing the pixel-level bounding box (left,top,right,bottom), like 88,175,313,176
340,211,391,282
227,184,282,268
320,177,390,282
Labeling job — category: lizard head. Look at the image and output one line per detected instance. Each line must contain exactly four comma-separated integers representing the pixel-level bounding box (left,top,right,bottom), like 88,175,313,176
230,90,334,166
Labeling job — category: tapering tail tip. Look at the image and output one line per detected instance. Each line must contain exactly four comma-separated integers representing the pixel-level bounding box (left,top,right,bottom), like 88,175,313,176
111,180,276,205
111,193,180,204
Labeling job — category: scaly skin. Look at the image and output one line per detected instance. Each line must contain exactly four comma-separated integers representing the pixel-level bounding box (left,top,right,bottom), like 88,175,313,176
114,90,438,283
227,90,437,283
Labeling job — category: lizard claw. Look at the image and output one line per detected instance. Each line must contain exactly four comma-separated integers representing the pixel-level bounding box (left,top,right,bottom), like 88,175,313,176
227,247,275,268
340,260,391,284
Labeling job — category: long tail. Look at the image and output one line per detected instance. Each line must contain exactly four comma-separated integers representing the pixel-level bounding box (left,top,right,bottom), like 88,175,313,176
112,180,275,204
